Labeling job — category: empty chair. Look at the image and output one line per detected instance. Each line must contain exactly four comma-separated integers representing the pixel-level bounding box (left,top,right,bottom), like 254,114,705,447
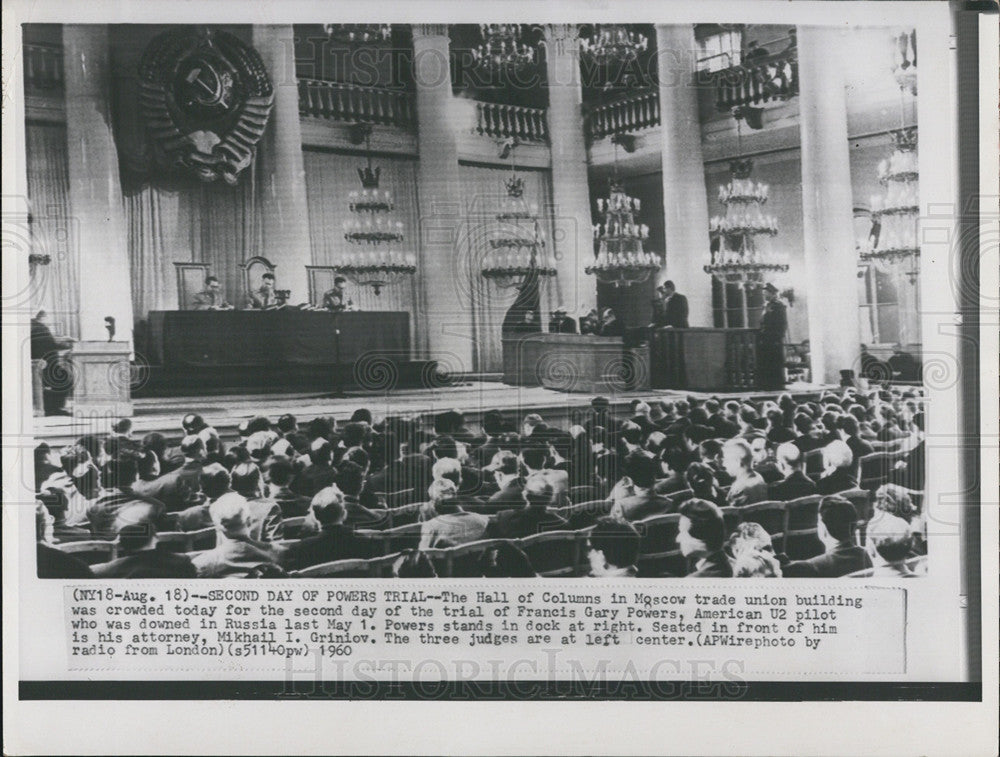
633,513,685,577
519,530,587,577
56,540,118,565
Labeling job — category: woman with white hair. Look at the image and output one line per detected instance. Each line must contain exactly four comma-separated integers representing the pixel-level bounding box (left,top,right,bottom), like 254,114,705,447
815,439,858,494
191,492,282,577
867,512,920,577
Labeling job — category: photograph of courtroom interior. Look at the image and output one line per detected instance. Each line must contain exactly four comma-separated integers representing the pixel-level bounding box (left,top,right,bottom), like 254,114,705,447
23,23,927,578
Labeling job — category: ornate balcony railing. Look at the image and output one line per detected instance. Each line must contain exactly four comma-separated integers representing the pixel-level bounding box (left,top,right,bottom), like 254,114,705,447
700,45,799,113
474,101,548,143
584,88,660,141
23,43,64,92
298,79,415,129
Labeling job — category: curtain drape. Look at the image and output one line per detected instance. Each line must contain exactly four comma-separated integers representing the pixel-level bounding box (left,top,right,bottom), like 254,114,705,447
25,122,80,338
303,148,421,351
457,163,557,373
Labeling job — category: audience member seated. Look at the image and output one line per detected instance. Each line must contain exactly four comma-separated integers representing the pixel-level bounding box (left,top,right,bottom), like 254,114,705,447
750,435,782,484
587,517,641,577
36,501,93,578
608,450,671,521
88,451,167,539
483,451,525,512
230,463,284,541
92,503,197,578
767,442,818,501
815,440,858,494
173,462,231,532
418,479,489,550
393,549,438,578
334,461,388,527
519,443,570,506
282,487,370,571
722,439,768,507
265,456,313,517
733,548,783,577
485,474,567,539
133,434,205,512
191,493,281,578
783,496,872,577
677,498,733,577
867,513,920,577
37,488,90,543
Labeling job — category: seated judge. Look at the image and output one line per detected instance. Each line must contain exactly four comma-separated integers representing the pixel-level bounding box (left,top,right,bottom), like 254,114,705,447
191,275,233,310
596,307,624,337
246,272,282,309
651,280,689,328
322,275,349,312
579,308,600,335
548,305,577,334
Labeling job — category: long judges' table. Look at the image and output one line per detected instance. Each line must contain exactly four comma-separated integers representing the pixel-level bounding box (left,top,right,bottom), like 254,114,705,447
147,310,409,368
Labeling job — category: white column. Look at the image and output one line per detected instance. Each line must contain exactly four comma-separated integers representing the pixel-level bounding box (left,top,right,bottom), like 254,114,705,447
63,25,134,347
412,24,474,372
544,24,597,316
797,26,861,384
252,25,312,305
655,24,714,326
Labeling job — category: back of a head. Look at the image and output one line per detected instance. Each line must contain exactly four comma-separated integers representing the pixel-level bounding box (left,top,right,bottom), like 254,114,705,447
311,486,347,527
350,408,374,426
344,446,370,471
231,462,263,498
114,502,159,553
619,421,644,446
519,443,549,471
685,461,716,493
200,463,232,501
307,416,333,441
431,457,463,486
875,483,916,519
522,473,554,508
726,521,772,558
310,439,333,466
180,434,206,459
104,450,141,489
819,496,858,542
723,438,753,470
776,441,802,469
868,513,913,563
209,492,251,537
334,461,364,497
822,439,853,471
482,410,505,437
182,413,207,435
793,413,813,435
427,478,459,513
340,422,367,449
266,455,295,487
589,517,640,569
733,549,782,577
624,449,658,489
431,435,458,460
277,413,298,434
246,416,272,434
679,497,726,551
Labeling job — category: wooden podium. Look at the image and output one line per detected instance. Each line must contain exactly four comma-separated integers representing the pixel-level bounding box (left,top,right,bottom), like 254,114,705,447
71,341,133,418
502,334,650,393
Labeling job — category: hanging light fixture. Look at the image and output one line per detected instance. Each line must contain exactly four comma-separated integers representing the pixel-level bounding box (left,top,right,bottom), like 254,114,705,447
335,124,416,295
585,135,661,288
325,24,392,45
579,24,648,66
480,138,557,289
858,30,919,284
471,25,538,75
704,114,788,288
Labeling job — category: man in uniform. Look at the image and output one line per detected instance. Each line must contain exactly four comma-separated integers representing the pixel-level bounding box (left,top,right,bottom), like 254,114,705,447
192,275,233,310
548,305,577,334
758,282,788,390
246,272,279,309
322,276,349,312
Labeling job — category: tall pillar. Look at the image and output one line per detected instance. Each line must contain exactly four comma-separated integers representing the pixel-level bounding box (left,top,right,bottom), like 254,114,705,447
655,24,714,327
797,26,860,384
63,25,134,347
253,25,311,304
544,24,597,316
411,24,474,372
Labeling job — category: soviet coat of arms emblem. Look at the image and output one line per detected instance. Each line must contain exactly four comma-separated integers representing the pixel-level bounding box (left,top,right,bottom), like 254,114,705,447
138,27,274,184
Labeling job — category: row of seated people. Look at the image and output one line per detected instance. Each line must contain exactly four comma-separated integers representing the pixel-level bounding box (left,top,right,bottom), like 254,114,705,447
34,384,924,578
38,480,927,579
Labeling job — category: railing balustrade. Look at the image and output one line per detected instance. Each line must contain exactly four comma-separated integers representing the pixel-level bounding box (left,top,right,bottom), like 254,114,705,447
23,43,64,92
700,45,799,113
473,101,548,143
298,78,415,129
584,88,660,141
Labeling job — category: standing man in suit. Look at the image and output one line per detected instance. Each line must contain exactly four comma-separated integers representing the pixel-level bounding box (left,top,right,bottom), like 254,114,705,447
192,276,233,310
30,310,74,415
758,282,788,390
652,280,689,329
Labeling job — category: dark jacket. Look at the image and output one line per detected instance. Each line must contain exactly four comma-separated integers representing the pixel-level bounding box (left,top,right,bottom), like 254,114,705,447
92,549,197,578
282,524,371,571
783,541,872,577
485,507,568,539
548,315,577,334
37,543,93,578
133,460,204,512
688,550,734,577
759,299,788,344
767,470,818,501
654,293,689,329
816,468,858,495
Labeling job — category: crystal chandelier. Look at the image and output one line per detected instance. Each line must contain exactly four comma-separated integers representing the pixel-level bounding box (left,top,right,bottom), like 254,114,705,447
704,116,787,288
481,142,556,289
858,126,919,283
890,28,917,95
325,24,392,45
586,178,660,288
579,24,648,66
336,126,415,295
472,25,538,74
